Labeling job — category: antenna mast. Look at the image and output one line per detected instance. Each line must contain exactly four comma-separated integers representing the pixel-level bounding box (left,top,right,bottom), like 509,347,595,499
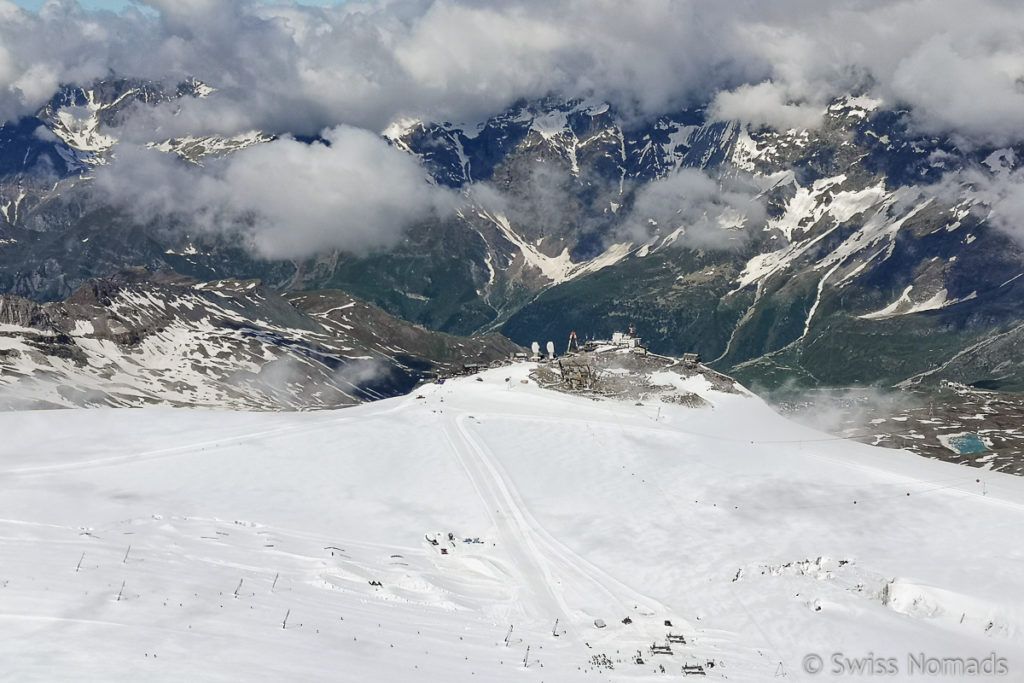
566,331,580,354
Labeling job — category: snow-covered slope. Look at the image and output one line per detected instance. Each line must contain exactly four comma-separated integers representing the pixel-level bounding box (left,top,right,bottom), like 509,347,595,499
34,79,232,165
0,269,520,410
1,364,1019,681
147,131,274,165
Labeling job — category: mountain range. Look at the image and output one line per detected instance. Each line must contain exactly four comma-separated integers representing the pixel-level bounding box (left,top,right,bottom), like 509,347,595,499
1,78,1022,397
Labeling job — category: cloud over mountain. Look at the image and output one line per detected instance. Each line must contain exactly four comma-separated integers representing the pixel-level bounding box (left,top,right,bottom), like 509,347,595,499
2,0,1023,258
91,126,457,258
1,0,1019,145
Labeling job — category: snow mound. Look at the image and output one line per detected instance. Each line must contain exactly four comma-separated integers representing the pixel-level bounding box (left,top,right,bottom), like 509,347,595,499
883,579,1018,638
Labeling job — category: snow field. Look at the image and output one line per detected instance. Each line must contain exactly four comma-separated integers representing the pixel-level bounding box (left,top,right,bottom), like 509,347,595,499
0,363,1021,681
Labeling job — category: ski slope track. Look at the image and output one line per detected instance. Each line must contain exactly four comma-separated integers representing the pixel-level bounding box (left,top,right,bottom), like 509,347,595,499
1,364,1022,681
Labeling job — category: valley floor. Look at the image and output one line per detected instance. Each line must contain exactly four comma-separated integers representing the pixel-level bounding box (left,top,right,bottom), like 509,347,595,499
0,364,1021,681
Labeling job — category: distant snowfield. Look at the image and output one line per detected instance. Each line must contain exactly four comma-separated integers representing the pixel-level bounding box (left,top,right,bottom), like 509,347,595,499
1,364,1021,681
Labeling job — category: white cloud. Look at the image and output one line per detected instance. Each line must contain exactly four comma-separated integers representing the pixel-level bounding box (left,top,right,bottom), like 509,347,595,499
1,0,1021,147
90,125,457,259
728,0,1024,146
710,82,824,131
920,156,1024,247
965,168,1024,244
621,169,766,250
888,34,1024,147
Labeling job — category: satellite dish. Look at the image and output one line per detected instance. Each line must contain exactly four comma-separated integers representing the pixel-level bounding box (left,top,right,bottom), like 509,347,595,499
546,341,555,358
531,341,540,356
